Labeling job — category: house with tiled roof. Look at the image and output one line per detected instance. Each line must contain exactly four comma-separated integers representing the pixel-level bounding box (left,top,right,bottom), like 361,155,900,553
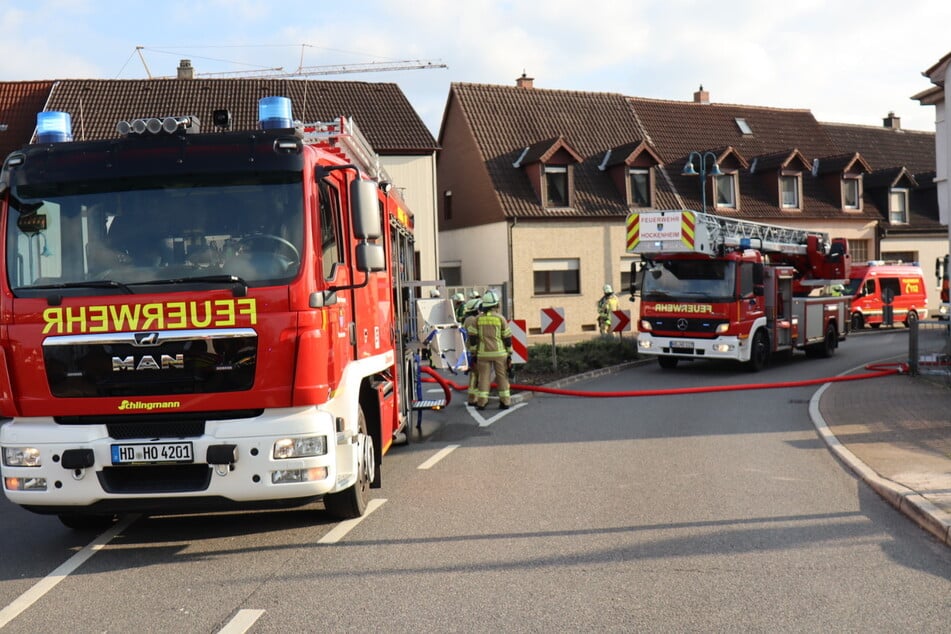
0,64,442,280
437,78,945,339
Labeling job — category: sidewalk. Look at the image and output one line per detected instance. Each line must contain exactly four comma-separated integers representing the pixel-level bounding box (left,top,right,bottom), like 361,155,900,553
812,366,951,547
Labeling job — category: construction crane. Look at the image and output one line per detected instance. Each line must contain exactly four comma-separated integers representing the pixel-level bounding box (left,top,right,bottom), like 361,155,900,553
134,46,446,79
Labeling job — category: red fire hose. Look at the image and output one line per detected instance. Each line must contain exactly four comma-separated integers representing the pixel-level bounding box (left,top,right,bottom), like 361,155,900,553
421,362,905,399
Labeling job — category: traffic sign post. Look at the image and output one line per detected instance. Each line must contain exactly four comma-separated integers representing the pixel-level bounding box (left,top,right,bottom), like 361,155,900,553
540,307,565,370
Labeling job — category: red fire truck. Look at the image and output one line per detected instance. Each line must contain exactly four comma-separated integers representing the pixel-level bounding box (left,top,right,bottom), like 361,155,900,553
627,209,851,371
0,98,436,529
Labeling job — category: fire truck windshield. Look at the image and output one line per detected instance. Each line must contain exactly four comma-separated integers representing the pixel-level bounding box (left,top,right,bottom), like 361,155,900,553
640,259,736,302
6,173,304,295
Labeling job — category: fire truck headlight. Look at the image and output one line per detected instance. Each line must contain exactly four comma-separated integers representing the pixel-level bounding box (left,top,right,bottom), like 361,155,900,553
273,436,327,459
3,446,42,467
639,320,652,332
939,304,949,317
638,338,652,349
270,467,328,484
715,323,729,334
4,476,47,491
713,343,734,353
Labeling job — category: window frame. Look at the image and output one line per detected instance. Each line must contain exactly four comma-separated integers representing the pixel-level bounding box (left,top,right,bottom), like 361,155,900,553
543,165,570,208
842,177,861,210
888,187,909,224
780,173,801,209
533,257,580,296
628,168,652,208
713,173,737,209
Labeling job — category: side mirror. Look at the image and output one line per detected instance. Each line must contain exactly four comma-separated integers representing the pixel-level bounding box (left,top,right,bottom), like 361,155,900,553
351,179,382,240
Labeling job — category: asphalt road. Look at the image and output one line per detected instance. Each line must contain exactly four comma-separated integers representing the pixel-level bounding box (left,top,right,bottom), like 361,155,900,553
1,331,950,632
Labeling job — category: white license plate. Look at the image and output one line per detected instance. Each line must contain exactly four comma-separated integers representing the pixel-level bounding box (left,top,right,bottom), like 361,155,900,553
669,340,693,349
111,442,194,465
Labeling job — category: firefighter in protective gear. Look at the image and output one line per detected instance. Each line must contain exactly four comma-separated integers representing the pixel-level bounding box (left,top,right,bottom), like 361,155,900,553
468,291,513,410
460,298,482,405
452,292,466,322
597,284,619,335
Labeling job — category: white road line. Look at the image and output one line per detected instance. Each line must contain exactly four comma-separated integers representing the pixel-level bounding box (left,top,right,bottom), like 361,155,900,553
467,402,526,426
0,514,137,628
317,498,386,544
218,609,266,634
417,444,461,470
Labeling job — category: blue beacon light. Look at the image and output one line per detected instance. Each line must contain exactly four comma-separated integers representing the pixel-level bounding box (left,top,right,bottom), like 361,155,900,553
258,97,293,130
36,111,73,143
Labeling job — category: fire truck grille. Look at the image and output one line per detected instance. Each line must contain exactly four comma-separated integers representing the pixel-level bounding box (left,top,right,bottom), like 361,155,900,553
98,465,212,494
54,409,263,439
643,317,727,336
43,331,257,398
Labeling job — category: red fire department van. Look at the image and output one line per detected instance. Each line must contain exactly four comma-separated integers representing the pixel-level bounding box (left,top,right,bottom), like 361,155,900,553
0,98,437,529
846,261,928,329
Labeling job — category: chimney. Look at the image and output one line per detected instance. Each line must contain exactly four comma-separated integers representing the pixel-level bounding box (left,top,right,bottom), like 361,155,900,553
177,59,195,80
516,72,534,89
693,84,709,104
883,111,901,130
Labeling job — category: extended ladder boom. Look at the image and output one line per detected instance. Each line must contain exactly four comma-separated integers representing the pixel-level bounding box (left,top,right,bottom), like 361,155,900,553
627,209,828,257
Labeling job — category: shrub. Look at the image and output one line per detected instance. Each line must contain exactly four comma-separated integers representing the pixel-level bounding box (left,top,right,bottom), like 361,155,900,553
517,336,640,383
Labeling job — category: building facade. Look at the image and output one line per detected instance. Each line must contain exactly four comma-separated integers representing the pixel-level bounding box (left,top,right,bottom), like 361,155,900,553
437,78,944,340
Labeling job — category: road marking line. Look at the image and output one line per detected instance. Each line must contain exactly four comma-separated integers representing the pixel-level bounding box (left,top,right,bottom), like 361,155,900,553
418,444,460,470
318,498,386,544
0,514,136,628
468,402,526,426
218,609,266,634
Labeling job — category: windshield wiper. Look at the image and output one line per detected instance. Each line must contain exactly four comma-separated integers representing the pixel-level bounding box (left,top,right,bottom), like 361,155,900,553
19,280,135,294
127,274,248,297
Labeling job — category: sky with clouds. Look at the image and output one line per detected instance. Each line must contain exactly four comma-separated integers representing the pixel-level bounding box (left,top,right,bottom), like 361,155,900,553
2,0,948,137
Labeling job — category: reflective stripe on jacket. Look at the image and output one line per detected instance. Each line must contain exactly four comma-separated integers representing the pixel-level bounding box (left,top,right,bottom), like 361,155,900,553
470,311,512,358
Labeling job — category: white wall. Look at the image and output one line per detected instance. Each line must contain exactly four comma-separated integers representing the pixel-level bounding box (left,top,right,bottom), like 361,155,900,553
380,154,439,281
439,222,509,285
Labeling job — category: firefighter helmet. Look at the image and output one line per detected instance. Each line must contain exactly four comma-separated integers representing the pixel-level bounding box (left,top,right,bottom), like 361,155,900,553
464,298,481,314
603,284,613,294
481,290,499,308
452,292,465,303
468,289,480,299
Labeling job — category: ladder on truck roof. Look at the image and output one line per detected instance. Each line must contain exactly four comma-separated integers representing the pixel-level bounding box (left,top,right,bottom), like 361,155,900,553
694,210,826,255
629,209,828,257
299,117,391,183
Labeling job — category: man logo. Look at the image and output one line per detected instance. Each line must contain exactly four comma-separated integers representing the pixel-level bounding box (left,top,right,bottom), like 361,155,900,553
133,332,160,347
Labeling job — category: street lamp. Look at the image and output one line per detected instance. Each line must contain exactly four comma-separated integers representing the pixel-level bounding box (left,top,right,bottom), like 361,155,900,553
681,151,722,214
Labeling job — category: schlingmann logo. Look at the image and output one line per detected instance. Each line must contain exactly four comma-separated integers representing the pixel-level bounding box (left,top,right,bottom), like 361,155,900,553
118,400,181,411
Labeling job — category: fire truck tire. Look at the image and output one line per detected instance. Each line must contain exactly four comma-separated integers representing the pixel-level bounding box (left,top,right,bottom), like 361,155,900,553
746,330,769,372
904,310,918,328
657,356,678,369
58,513,116,531
850,313,864,330
807,324,837,358
323,408,372,520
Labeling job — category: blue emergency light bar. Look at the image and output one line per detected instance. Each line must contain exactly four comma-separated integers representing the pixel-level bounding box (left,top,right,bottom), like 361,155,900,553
36,111,72,143
258,96,293,130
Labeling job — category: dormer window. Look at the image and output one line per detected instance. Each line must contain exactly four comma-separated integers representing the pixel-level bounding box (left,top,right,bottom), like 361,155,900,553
889,188,908,223
629,168,650,207
842,177,861,210
544,165,569,207
714,173,737,209
780,174,801,209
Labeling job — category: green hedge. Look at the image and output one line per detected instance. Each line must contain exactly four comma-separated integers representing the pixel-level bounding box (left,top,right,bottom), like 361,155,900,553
520,336,640,376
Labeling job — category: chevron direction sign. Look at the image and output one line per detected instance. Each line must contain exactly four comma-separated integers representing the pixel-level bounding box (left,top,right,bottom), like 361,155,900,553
540,307,565,334
611,310,631,332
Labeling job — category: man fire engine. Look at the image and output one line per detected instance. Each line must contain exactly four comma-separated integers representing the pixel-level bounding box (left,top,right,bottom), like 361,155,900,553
0,97,434,529
627,209,851,371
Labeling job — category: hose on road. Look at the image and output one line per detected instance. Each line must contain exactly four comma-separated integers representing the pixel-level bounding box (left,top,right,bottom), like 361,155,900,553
421,362,906,399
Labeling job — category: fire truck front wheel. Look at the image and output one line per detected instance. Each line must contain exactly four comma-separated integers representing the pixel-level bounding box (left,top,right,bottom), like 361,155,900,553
746,330,770,372
850,313,865,330
323,408,372,520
